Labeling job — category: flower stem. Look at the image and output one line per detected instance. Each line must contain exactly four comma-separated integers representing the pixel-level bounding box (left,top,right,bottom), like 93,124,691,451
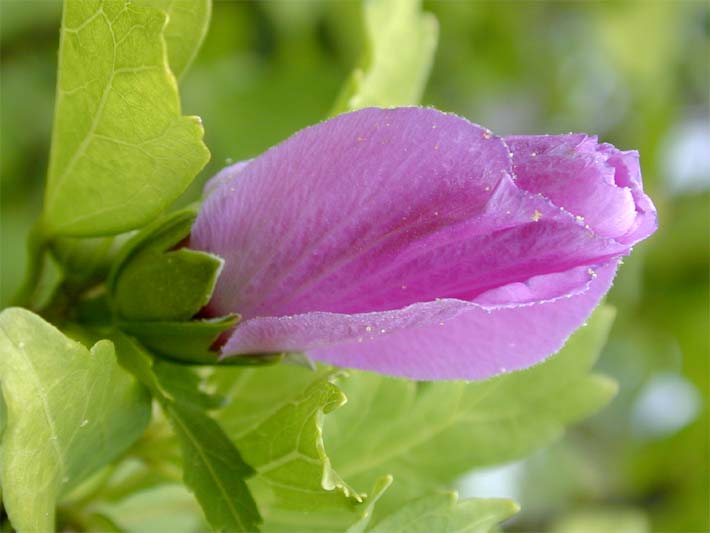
10,221,48,308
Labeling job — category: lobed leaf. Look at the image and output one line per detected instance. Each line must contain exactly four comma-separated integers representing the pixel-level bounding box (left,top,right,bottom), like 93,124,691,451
236,376,362,527
346,476,393,533
210,359,526,532
43,0,210,237
215,367,389,532
0,308,151,532
210,364,330,436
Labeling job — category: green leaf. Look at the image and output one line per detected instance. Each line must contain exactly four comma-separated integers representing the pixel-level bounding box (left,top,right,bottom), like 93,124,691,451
134,0,211,79
210,364,329,436
222,370,389,532
330,0,438,114
0,308,151,532
324,305,618,513
165,400,260,532
368,493,518,533
114,334,261,532
235,374,359,505
43,0,210,237
346,476,393,533
0,388,6,439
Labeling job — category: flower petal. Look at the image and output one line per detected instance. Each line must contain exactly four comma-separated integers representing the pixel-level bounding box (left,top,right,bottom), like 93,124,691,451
597,145,658,245
192,109,626,323
221,260,615,378
304,259,619,380
193,107,512,318
203,160,252,197
505,134,656,243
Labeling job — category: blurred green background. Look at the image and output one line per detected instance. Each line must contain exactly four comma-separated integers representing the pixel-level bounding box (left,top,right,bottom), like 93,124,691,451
1,1,708,531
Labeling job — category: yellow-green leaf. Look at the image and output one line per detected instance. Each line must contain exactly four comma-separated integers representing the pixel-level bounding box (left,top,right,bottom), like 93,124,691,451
0,308,150,532
43,0,210,237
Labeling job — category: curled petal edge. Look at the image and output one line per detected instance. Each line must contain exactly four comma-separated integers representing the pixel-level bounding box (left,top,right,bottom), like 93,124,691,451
221,259,619,380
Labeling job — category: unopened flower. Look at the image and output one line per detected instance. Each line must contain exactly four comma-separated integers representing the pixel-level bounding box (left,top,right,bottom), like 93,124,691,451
190,107,656,380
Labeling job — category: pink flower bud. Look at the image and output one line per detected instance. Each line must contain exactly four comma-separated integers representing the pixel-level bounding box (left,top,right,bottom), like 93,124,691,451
190,107,656,380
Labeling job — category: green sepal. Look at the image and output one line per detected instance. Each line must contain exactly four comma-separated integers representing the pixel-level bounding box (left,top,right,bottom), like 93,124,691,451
108,207,198,291
113,248,223,322
29,249,64,311
108,206,223,322
119,316,284,366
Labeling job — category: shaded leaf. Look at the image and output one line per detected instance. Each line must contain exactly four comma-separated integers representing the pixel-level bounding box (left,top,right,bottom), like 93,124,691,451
51,235,119,288
551,507,650,533
95,483,205,533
